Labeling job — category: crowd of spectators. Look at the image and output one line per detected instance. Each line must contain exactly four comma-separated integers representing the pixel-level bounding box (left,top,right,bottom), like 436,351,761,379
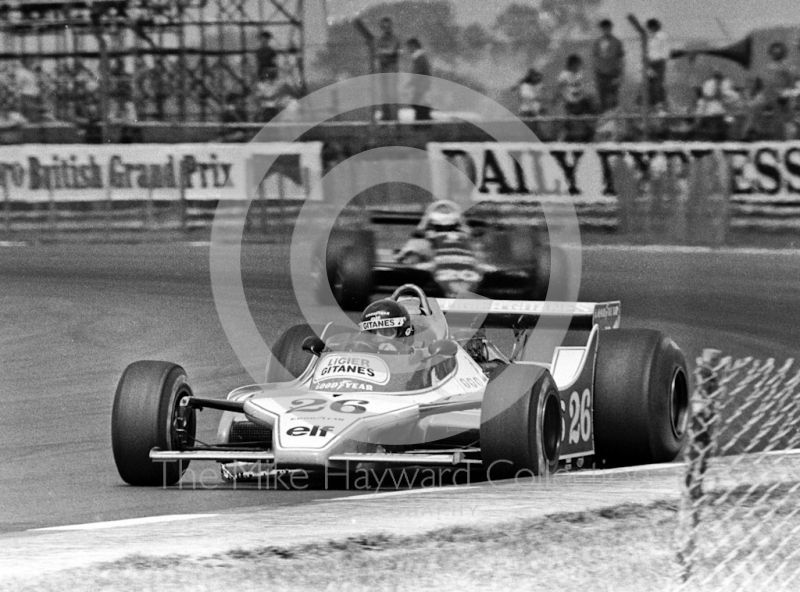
0,29,301,134
512,17,800,142
1,13,799,144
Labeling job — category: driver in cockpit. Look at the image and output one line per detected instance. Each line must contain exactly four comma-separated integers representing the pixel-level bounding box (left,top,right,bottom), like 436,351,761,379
357,299,416,353
396,200,471,264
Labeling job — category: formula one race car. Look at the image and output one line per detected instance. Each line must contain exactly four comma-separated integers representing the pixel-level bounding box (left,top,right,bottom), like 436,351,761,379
111,284,690,487
318,200,565,311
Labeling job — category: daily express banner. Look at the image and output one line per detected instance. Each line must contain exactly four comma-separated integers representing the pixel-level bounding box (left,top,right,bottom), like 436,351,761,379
0,142,323,203
428,142,800,204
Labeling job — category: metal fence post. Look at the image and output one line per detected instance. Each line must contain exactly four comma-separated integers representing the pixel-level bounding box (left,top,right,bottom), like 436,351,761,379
678,348,722,585
3,178,10,236
48,182,56,235
627,14,651,140
145,184,154,230
179,166,187,233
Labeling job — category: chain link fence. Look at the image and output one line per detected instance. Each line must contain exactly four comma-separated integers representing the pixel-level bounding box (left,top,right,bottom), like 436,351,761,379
676,350,800,591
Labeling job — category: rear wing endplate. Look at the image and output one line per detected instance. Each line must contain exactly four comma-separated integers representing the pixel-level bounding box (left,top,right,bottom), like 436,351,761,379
435,299,621,330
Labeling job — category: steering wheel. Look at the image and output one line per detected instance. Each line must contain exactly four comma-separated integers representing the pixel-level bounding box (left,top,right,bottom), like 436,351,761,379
390,284,433,316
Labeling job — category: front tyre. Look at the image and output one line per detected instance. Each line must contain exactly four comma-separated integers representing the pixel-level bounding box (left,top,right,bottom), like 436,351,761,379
112,361,196,486
480,364,562,480
265,324,317,383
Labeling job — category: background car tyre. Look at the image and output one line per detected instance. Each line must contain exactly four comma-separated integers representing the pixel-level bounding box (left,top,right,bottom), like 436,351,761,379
593,329,690,468
319,229,375,307
480,364,562,480
112,361,196,486
331,245,374,311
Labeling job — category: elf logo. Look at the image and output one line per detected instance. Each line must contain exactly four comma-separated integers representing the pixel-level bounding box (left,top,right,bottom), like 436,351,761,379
286,425,334,437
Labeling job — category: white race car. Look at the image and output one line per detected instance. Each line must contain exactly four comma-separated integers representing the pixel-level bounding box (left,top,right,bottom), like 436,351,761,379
111,284,690,486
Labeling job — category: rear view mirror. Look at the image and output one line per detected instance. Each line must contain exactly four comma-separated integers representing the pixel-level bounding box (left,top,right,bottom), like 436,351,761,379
429,340,458,358
302,336,326,356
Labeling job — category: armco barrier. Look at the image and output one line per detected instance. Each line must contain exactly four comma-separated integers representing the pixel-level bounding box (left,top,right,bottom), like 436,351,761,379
676,351,800,591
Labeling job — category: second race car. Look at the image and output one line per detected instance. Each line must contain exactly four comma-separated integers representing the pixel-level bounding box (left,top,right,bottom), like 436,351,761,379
318,200,567,310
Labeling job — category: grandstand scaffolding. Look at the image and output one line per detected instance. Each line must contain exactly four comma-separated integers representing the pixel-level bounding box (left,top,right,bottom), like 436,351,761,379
0,0,306,126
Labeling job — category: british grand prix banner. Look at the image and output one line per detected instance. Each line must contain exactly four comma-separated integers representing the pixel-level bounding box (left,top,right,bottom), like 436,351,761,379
0,143,323,203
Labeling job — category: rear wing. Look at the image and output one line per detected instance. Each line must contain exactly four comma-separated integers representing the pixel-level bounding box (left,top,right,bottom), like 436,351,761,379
436,299,621,330
370,210,491,229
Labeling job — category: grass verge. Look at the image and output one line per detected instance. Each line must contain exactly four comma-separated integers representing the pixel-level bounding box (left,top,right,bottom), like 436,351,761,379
4,500,681,592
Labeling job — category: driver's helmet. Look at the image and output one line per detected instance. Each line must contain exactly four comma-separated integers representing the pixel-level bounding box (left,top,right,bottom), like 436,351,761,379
359,299,415,340
420,201,468,235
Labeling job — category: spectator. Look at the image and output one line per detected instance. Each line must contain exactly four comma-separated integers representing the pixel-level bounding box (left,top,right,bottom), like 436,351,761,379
254,77,280,121
695,69,739,141
38,64,59,121
593,19,625,112
109,59,137,124
756,42,798,139
72,61,100,124
375,17,401,121
517,68,544,117
0,65,20,124
740,77,768,140
406,37,432,121
13,58,41,122
646,18,669,107
141,56,172,121
221,91,248,123
763,42,796,103
557,54,593,114
256,30,278,82
557,54,595,141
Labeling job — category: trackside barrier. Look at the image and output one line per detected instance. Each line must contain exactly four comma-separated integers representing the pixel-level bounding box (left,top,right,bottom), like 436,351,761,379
676,350,800,591
429,141,800,244
1,141,799,243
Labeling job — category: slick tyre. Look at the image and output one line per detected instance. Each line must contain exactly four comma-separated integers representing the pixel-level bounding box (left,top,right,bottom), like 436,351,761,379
265,324,318,383
331,246,373,311
319,229,375,307
265,323,354,383
594,329,690,468
481,364,562,480
112,361,196,486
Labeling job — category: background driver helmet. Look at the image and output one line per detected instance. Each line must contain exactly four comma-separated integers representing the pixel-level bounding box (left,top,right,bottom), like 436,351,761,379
359,300,415,339
421,201,467,234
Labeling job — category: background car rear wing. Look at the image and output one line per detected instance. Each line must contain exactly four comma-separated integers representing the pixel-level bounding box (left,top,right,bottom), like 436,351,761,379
370,209,491,229
435,299,621,330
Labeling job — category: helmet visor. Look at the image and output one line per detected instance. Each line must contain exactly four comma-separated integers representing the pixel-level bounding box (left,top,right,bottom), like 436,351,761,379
373,326,399,338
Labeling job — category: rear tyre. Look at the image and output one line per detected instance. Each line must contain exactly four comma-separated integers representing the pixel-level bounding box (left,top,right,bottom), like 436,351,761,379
594,329,690,468
331,246,373,311
112,361,196,486
266,324,318,383
480,364,562,480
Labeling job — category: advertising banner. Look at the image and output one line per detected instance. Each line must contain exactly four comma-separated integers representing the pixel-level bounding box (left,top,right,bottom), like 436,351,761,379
0,142,323,203
428,141,800,206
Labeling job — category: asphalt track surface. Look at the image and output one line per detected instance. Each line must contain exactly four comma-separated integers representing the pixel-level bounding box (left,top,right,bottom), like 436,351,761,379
2,240,799,534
